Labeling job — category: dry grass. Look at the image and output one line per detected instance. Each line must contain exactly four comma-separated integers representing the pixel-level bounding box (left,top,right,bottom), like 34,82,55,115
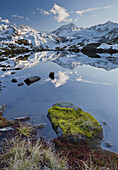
79,158,118,170
0,123,117,170
1,137,69,170
1,137,118,170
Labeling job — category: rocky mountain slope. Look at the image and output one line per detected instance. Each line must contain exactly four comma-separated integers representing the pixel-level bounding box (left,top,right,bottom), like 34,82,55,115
0,24,61,48
0,21,118,51
52,21,118,45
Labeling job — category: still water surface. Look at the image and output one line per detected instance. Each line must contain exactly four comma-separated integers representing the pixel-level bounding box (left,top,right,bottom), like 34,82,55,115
0,52,118,153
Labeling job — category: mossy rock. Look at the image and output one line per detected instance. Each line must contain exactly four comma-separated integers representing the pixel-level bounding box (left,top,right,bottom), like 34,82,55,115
48,103,102,141
0,116,13,128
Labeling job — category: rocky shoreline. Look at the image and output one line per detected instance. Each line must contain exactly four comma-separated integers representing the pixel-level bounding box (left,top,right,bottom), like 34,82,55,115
1,40,118,59
0,103,118,169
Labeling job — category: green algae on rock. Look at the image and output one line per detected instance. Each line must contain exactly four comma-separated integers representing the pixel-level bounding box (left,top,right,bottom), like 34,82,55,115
0,116,13,128
48,103,102,140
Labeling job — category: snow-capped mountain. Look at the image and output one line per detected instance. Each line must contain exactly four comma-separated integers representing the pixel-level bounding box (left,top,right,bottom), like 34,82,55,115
0,24,61,48
0,21,118,50
52,23,80,36
52,21,118,45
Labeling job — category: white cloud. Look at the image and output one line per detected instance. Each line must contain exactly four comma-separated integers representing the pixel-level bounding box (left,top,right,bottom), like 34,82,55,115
32,11,36,14
69,18,73,22
43,11,50,15
12,15,17,18
12,14,24,19
37,8,50,15
76,6,113,16
12,14,30,21
26,18,30,21
18,16,24,19
103,5,113,9
0,17,10,24
50,4,70,22
76,7,99,15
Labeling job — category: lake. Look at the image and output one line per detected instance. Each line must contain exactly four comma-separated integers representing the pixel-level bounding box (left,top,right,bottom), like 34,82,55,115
0,51,118,153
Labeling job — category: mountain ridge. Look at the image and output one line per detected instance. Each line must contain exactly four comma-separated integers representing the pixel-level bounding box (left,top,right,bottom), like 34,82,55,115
0,21,118,50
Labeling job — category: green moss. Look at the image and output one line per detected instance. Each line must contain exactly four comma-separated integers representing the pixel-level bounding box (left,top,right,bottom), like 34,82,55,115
48,106,102,139
0,116,13,128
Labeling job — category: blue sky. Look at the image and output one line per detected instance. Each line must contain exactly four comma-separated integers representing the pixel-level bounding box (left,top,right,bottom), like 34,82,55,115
0,0,118,31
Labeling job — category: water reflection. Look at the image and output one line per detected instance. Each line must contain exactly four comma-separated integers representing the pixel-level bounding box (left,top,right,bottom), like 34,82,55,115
0,52,118,73
0,51,118,153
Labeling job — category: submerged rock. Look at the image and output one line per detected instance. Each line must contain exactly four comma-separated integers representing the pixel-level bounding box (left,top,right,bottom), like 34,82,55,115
24,76,41,86
48,103,102,141
102,121,107,126
18,82,24,86
32,123,47,130
49,72,55,79
105,142,112,148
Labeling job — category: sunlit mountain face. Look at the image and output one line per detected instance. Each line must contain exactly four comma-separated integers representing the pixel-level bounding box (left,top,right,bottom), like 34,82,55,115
0,21,118,50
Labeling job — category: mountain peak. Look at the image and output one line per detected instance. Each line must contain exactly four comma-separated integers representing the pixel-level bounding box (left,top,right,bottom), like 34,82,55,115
104,21,116,26
52,23,79,36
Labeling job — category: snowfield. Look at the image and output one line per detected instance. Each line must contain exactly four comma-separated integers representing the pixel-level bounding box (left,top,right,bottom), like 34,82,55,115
0,21,118,50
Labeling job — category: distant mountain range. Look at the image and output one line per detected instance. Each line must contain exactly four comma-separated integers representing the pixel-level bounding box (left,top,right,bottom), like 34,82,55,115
0,21,118,50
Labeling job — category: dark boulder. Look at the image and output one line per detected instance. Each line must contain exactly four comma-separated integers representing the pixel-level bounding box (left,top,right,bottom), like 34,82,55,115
24,76,41,86
49,72,55,79
11,79,18,83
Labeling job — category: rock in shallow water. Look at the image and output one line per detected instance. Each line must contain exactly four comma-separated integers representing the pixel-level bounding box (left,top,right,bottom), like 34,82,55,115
14,116,30,122
49,72,55,79
18,83,24,86
32,123,47,130
105,142,112,148
24,76,41,86
11,79,18,83
48,102,102,142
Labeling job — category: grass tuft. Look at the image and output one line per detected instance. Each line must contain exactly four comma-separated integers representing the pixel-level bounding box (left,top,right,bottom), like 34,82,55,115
1,137,69,170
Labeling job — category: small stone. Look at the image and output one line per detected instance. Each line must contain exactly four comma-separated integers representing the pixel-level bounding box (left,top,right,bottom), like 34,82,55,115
11,72,16,75
2,86,6,88
18,83,24,86
11,79,18,83
49,72,55,79
105,142,112,148
102,122,107,126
